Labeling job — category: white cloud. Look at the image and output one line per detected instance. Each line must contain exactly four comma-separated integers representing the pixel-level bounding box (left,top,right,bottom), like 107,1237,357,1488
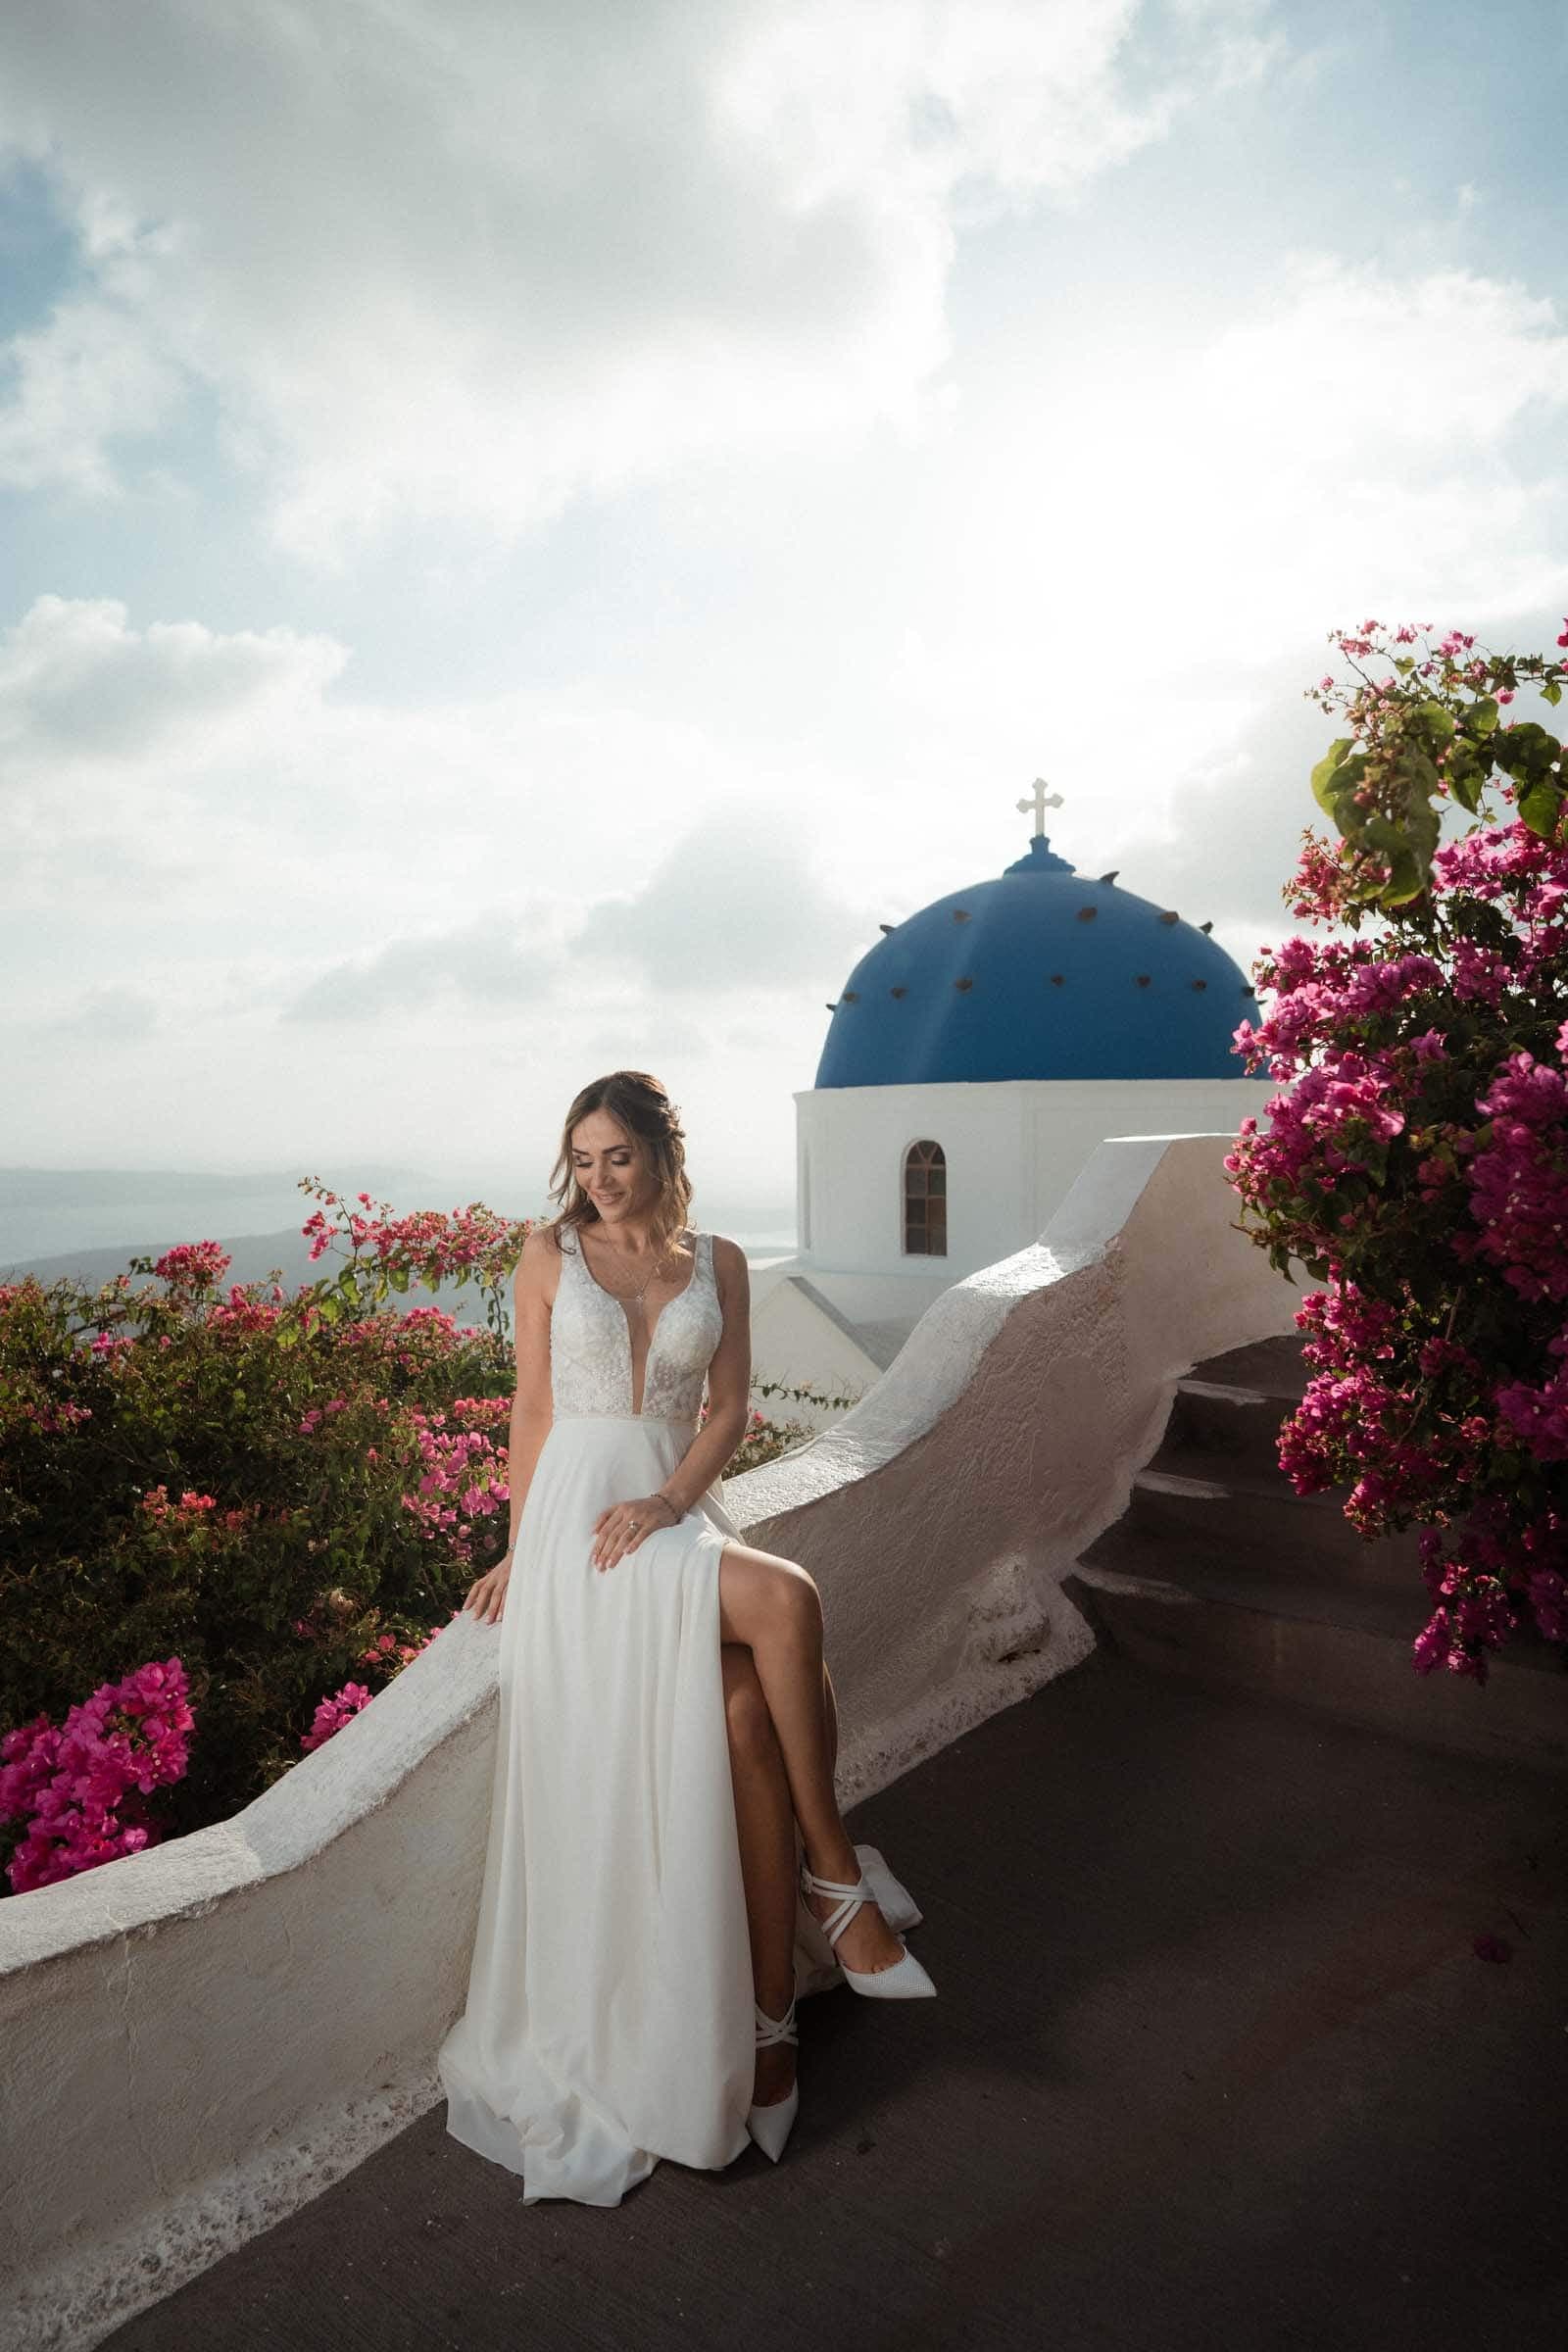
42,983,161,1041
0,592,739,928
282,908,565,1024
0,592,882,1062
0,0,1283,559
0,593,346,762
578,808,873,993
0,293,185,495
1200,258,1568,458
0,596,355,928
279,805,873,1024
863,253,1568,865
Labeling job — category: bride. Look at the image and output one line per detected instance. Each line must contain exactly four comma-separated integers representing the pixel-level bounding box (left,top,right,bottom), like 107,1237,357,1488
436,1068,935,2201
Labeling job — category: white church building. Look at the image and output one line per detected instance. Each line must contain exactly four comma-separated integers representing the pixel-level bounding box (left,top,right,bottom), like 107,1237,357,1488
749,787,1277,1412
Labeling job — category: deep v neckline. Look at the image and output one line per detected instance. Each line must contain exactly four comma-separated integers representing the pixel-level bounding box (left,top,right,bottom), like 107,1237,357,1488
575,1226,700,1414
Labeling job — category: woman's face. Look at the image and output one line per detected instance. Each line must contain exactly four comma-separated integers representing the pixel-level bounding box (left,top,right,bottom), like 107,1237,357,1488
570,1109,651,1224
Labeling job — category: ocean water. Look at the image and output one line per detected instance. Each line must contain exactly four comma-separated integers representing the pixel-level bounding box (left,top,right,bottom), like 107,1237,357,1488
0,1167,434,1271
0,1167,796,1285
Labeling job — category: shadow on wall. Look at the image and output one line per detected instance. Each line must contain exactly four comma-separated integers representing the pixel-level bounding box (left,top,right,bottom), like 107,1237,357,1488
0,1134,1300,2352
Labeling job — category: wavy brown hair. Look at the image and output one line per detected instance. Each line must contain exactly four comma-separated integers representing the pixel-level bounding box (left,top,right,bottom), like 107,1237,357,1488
545,1071,695,1269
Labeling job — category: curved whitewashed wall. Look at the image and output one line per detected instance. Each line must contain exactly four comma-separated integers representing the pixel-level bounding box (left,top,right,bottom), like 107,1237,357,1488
0,1136,1299,2352
796,1076,1277,1277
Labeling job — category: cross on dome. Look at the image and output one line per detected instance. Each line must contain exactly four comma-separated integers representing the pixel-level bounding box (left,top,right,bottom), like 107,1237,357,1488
1016,778,1063,838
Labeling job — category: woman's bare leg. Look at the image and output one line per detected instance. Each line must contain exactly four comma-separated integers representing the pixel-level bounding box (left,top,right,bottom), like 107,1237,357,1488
718,1542,905,1977
722,1643,798,2104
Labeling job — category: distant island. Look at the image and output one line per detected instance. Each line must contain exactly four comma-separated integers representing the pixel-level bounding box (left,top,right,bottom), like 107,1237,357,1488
0,1165,797,1300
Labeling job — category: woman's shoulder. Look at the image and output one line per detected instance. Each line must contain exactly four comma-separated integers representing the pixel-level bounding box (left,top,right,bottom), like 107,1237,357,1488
701,1230,749,1281
514,1220,567,1298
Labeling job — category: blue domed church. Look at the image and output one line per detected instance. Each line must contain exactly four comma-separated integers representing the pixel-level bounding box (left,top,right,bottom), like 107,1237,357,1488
748,787,1276,1408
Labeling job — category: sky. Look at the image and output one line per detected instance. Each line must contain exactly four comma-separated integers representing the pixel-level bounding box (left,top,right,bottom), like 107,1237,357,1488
3,0,1567,1223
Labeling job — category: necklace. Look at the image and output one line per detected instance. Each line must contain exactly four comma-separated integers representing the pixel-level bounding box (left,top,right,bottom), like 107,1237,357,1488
582,1229,676,1315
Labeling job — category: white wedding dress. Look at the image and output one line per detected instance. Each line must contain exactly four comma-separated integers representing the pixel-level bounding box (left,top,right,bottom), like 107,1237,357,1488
437,1222,836,2204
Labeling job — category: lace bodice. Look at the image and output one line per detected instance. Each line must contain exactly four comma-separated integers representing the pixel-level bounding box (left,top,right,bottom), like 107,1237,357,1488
549,1225,724,1421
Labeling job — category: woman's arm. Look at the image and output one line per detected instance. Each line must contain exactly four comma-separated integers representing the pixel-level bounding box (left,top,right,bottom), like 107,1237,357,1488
463,1228,555,1619
656,1234,753,1514
502,1228,557,1544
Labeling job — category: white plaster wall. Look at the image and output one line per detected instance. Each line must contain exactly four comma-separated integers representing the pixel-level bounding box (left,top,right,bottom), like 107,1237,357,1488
0,1137,1299,2352
766,1266,952,1322
797,1078,1275,1278
749,1281,879,1414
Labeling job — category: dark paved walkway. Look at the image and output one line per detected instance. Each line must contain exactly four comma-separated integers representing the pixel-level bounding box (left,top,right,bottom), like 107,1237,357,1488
104,1655,1567,2352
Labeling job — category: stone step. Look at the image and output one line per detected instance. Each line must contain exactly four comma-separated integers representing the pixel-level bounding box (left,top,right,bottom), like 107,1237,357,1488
1185,1336,1310,1401
1162,1379,1301,1478
1067,1558,1568,1775
1099,1454,1424,1593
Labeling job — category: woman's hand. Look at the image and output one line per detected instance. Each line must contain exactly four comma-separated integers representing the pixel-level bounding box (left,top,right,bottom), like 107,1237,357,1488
592,1490,680,1571
463,1551,514,1624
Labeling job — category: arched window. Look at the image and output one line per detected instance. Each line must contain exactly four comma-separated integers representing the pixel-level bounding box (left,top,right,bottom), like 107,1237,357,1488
903,1140,947,1256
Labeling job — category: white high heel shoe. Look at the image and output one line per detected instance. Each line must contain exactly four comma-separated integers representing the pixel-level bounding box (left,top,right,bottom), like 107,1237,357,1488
794,1839,923,1987
799,1855,937,2000
853,1842,923,1932
746,1995,800,2163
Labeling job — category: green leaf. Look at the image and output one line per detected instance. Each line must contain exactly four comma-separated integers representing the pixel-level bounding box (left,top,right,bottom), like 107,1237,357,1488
1378,849,1425,906
1495,721,1558,785
1469,695,1499,736
1544,679,1563,708
316,1296,341,1326
1518,778,1563,840
1396,744,1442,801
1414,699,1455,741
1408,795,1442,857
1310,737,1355,813
1446,744,1484,813
1364,813,1410,857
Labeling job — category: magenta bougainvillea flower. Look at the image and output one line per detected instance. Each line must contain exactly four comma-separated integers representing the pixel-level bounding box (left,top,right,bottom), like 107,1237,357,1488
0,1659,195,1893
1228,617,1568,1683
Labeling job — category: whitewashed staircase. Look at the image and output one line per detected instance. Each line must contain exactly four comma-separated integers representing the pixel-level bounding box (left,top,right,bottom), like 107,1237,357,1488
1071,1338,1567,1773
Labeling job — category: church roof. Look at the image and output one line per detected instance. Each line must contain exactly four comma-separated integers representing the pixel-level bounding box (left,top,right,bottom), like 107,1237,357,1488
814,830,1255,1089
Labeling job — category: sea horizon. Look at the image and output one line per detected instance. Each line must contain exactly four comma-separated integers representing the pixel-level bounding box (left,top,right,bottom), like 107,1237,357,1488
0,1163,798,1283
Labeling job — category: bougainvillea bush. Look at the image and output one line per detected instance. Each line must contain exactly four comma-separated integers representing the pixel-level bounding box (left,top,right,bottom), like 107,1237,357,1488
0,1180,846,1892
1227,617,1568,1686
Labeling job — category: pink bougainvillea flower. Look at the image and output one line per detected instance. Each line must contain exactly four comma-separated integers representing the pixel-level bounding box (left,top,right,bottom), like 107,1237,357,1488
153,1242,232,1290
2,1659,194,1893
1230,615,1568,1682
299,1681,374,1754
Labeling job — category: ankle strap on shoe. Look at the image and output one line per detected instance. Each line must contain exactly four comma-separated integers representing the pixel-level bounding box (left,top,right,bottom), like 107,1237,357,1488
754,1997,798,2047
799,1860,872,1950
